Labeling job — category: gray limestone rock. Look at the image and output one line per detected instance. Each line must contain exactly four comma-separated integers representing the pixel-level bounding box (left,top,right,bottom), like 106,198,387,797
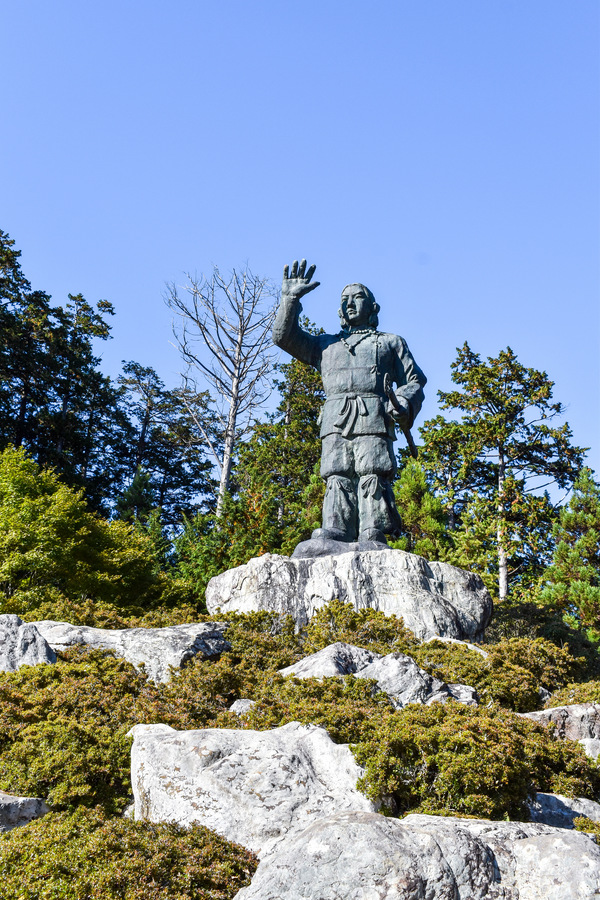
580,738,600,760
235,811,600,899
234,811,462,900
229,699,256,717
528,792,600,829
521,703,600,742
0,614,56,673
32,620,229,683
129,721,375,857
279,642,378,678
279,641,478,709
404,814,600,900
206,548,492,641
0,790,49,833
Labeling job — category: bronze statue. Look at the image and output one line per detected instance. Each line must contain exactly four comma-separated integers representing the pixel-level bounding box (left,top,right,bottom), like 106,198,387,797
273,260,427,545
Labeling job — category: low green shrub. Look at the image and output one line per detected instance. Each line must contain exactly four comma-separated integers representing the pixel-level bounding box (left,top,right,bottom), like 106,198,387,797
545,681,600,707
0,807,257,900
302,599,418,656
353,703,600,819
0,648,156,812
414,637,584,712
238,674,394,743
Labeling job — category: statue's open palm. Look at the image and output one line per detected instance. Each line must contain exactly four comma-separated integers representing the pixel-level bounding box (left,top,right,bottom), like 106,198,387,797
282,259,320,302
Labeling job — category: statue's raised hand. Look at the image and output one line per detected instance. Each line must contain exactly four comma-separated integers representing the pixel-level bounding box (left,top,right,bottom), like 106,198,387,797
282,259,320,302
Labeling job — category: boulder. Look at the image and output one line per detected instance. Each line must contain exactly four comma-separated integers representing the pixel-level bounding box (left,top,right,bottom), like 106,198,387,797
129,722,375,857
521,703,600,742
229,699,256,717
528,792,600,829
32,620,230,683
580,738,600,761
234,810,600,899
0,790,49,833
205,548,493,641
279,641,478,709
405,813,600,900
0,615,56,673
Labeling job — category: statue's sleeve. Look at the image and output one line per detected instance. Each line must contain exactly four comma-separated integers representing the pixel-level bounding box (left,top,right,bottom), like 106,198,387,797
272,297,322,370
392,337,427,428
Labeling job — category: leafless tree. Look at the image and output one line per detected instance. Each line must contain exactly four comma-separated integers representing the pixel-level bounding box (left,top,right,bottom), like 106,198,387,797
166,266,277,517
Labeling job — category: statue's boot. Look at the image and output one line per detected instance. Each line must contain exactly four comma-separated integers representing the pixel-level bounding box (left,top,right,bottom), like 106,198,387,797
312,475,357,542
357,474,397,544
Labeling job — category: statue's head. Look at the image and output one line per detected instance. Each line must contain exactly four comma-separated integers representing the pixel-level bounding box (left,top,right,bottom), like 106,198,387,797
339,283,380,331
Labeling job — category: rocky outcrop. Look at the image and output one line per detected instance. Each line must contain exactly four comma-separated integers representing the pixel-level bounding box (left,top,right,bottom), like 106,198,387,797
0,790,49,833
32,620,230,683
528,792,600,829
130,722,375,857
0,614,56,673
235,811,600,899
521,703,600,742
279,641,478,708
206,548,493,641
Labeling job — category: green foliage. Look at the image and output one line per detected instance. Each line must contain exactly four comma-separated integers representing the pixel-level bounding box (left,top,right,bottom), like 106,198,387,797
545,681,600,707
390,458,450,559
0,446,187,617
234,352,325,555
241,674,393,743
0,807,256,900
542,468,600,632
0,649,154,812
414,637,584,712
302,599,418,656
353,703,600,819
574,816,600,837
419,343,584,600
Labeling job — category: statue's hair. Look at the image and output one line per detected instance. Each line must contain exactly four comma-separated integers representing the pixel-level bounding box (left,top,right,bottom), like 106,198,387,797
338,283,380,331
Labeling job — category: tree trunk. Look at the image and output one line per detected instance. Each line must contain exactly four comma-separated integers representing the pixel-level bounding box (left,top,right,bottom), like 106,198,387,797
215,341,242,519
497,446,508,602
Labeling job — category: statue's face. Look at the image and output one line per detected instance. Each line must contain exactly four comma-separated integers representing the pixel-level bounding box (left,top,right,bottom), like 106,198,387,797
340,285,372,327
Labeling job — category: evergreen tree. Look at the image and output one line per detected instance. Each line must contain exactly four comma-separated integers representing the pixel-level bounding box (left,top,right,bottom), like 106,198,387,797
542,468,600,633
390,458,449,560
117,363,216,526
233,350,325,554
420,344,585,600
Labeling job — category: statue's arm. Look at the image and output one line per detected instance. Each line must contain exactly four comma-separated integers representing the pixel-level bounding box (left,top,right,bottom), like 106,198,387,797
392,337,427,428
272,260,322,369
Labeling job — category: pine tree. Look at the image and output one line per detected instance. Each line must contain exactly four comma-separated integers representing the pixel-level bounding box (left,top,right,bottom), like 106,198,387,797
233,351,325,554
390,458,449,560
420,343,585,600
542,468,600,632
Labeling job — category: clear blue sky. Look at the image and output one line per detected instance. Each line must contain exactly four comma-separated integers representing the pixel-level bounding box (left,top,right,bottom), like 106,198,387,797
2,1,599,473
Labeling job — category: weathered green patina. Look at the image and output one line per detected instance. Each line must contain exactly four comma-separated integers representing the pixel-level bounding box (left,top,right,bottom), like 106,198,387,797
273,260,427,544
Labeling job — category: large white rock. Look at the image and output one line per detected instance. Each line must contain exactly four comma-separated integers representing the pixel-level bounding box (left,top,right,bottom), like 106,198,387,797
521,703,600,742
279,641,478,709
32,620,229,683
528,792,600,829
130,722,375,857
0,790,49,833
0,615,56,673
205,549,492,641
235,811,600,900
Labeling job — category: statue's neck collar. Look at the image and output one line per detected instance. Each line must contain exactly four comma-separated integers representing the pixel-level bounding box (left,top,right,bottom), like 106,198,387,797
340,325,377,336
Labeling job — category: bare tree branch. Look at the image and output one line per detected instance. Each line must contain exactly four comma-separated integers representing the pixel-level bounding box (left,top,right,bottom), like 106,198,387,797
166,265,278,516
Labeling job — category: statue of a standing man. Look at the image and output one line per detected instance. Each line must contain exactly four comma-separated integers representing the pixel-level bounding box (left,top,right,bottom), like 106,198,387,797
273,259,427,546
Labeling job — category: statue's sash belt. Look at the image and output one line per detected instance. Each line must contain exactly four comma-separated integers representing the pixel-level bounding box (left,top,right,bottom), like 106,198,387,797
323,392,388,439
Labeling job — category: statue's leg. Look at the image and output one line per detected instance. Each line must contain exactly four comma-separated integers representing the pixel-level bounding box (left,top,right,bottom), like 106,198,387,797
354,436,400,543
312,434,358,542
